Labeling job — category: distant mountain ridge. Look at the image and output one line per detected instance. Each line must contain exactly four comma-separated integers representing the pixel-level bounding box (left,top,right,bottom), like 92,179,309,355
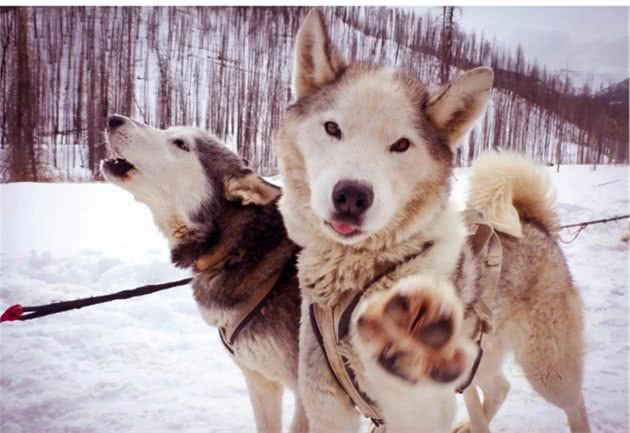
595,78,629,104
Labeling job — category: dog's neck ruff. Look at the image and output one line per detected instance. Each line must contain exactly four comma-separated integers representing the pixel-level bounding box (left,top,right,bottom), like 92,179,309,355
309,209,501,428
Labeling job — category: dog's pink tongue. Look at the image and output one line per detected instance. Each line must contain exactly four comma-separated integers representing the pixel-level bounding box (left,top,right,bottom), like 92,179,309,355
331,221,356,235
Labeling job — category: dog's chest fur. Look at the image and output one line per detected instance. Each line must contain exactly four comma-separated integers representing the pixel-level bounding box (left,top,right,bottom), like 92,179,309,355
298,205,476,307
299,237,435,307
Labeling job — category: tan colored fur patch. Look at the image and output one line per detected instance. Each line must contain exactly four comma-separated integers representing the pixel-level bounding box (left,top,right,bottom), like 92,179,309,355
170,219,193,240
467,151,560,236
224,172,281,206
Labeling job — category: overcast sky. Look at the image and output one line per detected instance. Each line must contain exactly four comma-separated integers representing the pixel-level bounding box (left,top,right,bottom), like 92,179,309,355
428,7,628,89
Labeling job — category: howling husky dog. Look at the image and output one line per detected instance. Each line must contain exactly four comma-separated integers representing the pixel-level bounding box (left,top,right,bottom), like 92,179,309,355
275,10,590,433
100,115,308,433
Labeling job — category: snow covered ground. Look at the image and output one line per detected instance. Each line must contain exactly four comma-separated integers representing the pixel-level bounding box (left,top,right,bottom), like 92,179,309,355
1,165,628,433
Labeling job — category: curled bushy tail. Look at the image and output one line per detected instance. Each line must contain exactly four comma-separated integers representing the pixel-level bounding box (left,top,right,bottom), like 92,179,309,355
467,151,559,237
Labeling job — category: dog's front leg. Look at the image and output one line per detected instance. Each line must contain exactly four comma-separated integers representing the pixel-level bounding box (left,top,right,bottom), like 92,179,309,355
454,386,491,433
299,301,361,433
352,275,477,433
241,365,283,433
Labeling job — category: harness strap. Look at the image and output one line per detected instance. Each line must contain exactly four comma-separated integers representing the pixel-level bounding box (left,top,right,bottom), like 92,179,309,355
222,265,284,346
311,296,384,424
456,332,484,394
194,246,287,353
456,209,503,392
463,208,501,335
218,327,235,355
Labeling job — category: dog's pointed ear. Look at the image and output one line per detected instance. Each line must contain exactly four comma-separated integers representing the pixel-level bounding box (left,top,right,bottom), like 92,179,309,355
292,9,346,100
224,169,281,206
425,67,494,148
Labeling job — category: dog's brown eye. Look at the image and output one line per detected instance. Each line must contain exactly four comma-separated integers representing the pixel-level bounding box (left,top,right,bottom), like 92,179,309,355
173,139,190,152
324,121,342,139
390,138,411,153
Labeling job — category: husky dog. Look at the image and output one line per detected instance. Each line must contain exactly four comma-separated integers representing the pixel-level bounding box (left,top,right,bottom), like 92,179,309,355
275,10,590,433
100,115,308,433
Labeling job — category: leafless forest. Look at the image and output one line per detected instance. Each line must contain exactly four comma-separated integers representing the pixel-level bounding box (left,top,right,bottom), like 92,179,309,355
0,6,627,181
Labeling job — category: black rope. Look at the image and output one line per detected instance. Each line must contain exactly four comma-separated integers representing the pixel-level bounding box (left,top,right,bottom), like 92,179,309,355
2,278,192,322
558,214,629,244
3,215,628,323
560,214,629,230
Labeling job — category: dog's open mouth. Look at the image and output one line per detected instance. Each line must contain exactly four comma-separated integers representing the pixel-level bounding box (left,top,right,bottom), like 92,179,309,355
326,220,361,237
102,157,137,179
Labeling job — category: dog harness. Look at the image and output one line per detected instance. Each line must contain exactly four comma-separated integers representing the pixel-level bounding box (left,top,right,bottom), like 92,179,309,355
310,209,502,430
193,246,287,354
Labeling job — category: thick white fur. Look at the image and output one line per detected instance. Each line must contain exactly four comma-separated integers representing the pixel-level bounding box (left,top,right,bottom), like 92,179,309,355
283,14,591,429
467,151,559,237
296,68,445,244
457,152,590,433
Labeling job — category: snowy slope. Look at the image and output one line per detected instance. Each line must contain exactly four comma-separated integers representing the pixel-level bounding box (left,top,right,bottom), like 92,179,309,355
1,165,628,433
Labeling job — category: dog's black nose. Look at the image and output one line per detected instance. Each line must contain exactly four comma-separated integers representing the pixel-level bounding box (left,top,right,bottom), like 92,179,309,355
332,180,374,218
108,115,126,130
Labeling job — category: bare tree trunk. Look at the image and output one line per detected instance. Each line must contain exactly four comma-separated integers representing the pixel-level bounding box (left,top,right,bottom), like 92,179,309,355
86,10,98,174
439,6,454,85
9,7,38,181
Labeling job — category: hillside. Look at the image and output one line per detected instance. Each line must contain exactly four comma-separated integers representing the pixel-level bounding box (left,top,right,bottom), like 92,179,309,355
0,7,627,182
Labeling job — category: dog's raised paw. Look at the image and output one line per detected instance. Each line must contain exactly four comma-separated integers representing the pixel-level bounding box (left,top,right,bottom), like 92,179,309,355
354,278,469,385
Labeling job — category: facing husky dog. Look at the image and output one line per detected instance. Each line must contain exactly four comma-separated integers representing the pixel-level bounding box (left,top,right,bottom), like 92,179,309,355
275,10,590,433
100,115,308,433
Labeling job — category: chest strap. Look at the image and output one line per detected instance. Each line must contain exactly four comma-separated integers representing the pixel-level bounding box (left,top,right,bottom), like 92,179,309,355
220,266,285,351
194,247,287,354
311,294,383,425
456,209,502,392
463,209,503,326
